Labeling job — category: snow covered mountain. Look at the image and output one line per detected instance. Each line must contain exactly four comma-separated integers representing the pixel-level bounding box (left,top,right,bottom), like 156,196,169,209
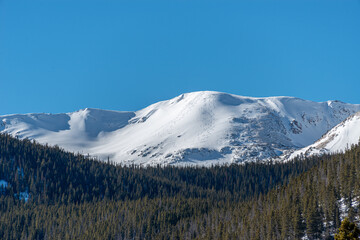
283,111,360,160
1,91,360,166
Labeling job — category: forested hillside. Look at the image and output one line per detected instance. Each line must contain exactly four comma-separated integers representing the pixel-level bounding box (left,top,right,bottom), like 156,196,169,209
0,134,359,239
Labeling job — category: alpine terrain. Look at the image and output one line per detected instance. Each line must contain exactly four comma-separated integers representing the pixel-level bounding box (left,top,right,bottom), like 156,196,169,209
1,91,360,166
284,111,360,160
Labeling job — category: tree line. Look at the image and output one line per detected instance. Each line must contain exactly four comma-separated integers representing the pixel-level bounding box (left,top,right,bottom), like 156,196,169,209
0,133,359,239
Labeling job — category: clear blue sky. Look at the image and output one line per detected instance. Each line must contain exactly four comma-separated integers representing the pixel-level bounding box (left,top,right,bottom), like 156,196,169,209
1,0,360,115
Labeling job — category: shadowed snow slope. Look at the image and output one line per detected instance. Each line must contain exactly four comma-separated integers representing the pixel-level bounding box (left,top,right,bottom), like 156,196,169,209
283,111,360,161
1,91,360,166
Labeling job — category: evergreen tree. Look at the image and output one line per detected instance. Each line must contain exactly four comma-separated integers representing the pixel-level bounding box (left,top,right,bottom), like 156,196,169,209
334,217,360,240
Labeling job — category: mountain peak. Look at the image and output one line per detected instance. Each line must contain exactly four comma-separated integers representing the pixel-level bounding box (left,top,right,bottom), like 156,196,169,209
1,92,360,166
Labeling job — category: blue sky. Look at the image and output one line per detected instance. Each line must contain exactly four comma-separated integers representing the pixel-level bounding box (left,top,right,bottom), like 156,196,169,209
1,0,360,115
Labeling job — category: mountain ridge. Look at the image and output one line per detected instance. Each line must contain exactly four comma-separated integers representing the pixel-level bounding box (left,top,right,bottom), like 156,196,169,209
1,91,360,166
282,111,360,161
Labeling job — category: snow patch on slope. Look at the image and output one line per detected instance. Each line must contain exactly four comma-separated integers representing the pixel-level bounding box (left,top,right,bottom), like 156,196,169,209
0,180,8,188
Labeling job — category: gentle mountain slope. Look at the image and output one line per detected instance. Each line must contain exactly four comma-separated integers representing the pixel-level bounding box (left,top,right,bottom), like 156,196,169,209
1,91,360,165
0,109,134,153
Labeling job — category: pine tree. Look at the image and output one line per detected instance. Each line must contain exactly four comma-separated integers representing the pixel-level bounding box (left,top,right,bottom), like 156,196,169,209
334,217,360,240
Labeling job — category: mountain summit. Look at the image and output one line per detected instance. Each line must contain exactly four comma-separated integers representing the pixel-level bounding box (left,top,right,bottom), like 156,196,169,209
1,91,360,166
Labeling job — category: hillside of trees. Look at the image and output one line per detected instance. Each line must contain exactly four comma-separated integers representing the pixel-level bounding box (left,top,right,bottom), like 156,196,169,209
0,133,359,239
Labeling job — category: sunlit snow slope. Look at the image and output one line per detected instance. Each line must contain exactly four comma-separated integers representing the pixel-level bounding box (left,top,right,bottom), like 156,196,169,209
1,91,360,166
283,111,360,160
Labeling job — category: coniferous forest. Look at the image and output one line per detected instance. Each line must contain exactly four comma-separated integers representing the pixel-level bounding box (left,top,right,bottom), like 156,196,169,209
0,133,359,239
